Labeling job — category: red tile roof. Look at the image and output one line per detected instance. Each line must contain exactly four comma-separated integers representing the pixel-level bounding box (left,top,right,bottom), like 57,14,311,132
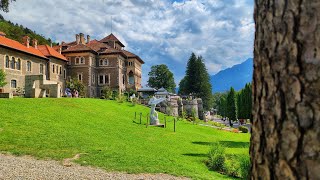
62,43,95,53
99,33,125,47
0,36,47,59
87,40,111,52
38,45,67,61
122,50,145,64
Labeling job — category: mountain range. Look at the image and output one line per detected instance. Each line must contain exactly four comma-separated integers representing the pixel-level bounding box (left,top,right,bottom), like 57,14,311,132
210,58,253,93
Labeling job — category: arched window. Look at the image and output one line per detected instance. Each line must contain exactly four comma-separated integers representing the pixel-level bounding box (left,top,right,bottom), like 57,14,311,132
52,64,55,73
75,57,80,64
80,57,85,64
11,80,17,88
5,55,9,68
16,59,21,70
10,57,15,69
129,71,134,85
59,66,62,75
104,59,108,66
56,65,58,74
27,61,32,72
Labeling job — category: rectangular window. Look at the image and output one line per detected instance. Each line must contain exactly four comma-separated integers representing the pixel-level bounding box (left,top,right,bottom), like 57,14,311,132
59,67,62,75
105,74,109,84
78,73,82,81
63,69,66,79
52,65,55,73
27,61,32,72
11,80,17,88
99,75,104,84
92,74,95,83
40,64,44,74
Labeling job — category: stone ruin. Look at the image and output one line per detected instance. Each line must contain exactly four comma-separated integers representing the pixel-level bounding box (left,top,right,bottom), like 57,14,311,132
156,97,205,120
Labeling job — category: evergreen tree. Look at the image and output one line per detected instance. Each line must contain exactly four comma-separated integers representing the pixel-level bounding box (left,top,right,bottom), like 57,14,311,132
178,77,187,95
181,53,212,110
236,83,252,120
184,53,198,94
226,87,237,123
147,64,176,93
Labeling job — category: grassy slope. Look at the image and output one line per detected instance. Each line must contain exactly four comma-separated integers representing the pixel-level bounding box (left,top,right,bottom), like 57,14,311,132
0,98,250,179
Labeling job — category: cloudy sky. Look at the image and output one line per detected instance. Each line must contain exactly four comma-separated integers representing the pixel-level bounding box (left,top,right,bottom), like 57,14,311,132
2,0,254,86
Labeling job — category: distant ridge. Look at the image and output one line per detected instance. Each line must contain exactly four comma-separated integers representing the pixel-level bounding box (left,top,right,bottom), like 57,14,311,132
211,58,253,93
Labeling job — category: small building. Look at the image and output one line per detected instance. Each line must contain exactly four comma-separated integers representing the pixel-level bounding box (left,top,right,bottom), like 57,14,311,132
137,87,157,99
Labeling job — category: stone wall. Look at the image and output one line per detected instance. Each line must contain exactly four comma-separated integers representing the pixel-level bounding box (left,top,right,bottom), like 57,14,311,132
154,97,204,120
25,75,62,98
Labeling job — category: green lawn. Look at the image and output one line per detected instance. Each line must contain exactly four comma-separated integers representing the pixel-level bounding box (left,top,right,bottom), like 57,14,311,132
0,98,250,179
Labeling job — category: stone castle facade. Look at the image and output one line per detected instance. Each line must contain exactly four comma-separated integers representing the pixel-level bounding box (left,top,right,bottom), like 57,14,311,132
0,32,144,98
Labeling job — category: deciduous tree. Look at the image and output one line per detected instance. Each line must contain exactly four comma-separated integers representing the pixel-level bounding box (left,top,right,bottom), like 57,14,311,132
0,0,15,12
147,64,176,93
0,69,7,88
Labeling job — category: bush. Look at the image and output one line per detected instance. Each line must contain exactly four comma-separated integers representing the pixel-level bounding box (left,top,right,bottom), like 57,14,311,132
101,86,113,99
238,126,248,133
239,155,251,179
207,144,251,179
116,94,126,103
224,158,240,177
207,143,226,172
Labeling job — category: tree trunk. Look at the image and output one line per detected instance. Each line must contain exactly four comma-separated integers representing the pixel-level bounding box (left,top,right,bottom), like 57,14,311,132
251,0,320,179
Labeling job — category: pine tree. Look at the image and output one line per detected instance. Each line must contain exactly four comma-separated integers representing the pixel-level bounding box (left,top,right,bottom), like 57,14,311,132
182,53,212,110
226,87,237,122
184,53,198,95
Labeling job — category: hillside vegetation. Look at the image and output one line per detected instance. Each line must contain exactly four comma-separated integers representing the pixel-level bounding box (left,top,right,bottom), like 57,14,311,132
0,14,57,45
0,98,250,179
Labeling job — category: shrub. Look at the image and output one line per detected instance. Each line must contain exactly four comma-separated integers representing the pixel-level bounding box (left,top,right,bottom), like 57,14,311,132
116,94,126,103
207,143,226,172
224,158,240,178
238,126,249,133
101,86,113,99
239,155,251,179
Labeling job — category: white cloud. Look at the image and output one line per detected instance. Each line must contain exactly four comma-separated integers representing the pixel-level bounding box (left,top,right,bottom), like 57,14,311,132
2,0,254,86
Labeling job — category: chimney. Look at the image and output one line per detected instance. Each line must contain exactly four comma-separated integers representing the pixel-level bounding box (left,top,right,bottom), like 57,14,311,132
79,33,85,44
22,36,30,48
87,35,90,44
32,39,38,49
76,34,80,44
59,46,62,54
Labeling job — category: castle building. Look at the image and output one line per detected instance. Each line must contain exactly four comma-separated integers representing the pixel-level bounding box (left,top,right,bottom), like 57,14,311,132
0,32,144,98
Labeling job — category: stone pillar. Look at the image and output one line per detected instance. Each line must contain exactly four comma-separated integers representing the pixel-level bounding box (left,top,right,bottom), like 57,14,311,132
182,99,199,119
197,98,204,120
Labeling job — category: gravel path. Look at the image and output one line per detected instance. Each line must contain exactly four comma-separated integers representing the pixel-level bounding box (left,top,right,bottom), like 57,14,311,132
0,153,189,180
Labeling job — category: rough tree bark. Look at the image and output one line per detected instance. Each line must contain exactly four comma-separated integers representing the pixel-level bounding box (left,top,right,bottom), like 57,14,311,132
250,0,320,179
